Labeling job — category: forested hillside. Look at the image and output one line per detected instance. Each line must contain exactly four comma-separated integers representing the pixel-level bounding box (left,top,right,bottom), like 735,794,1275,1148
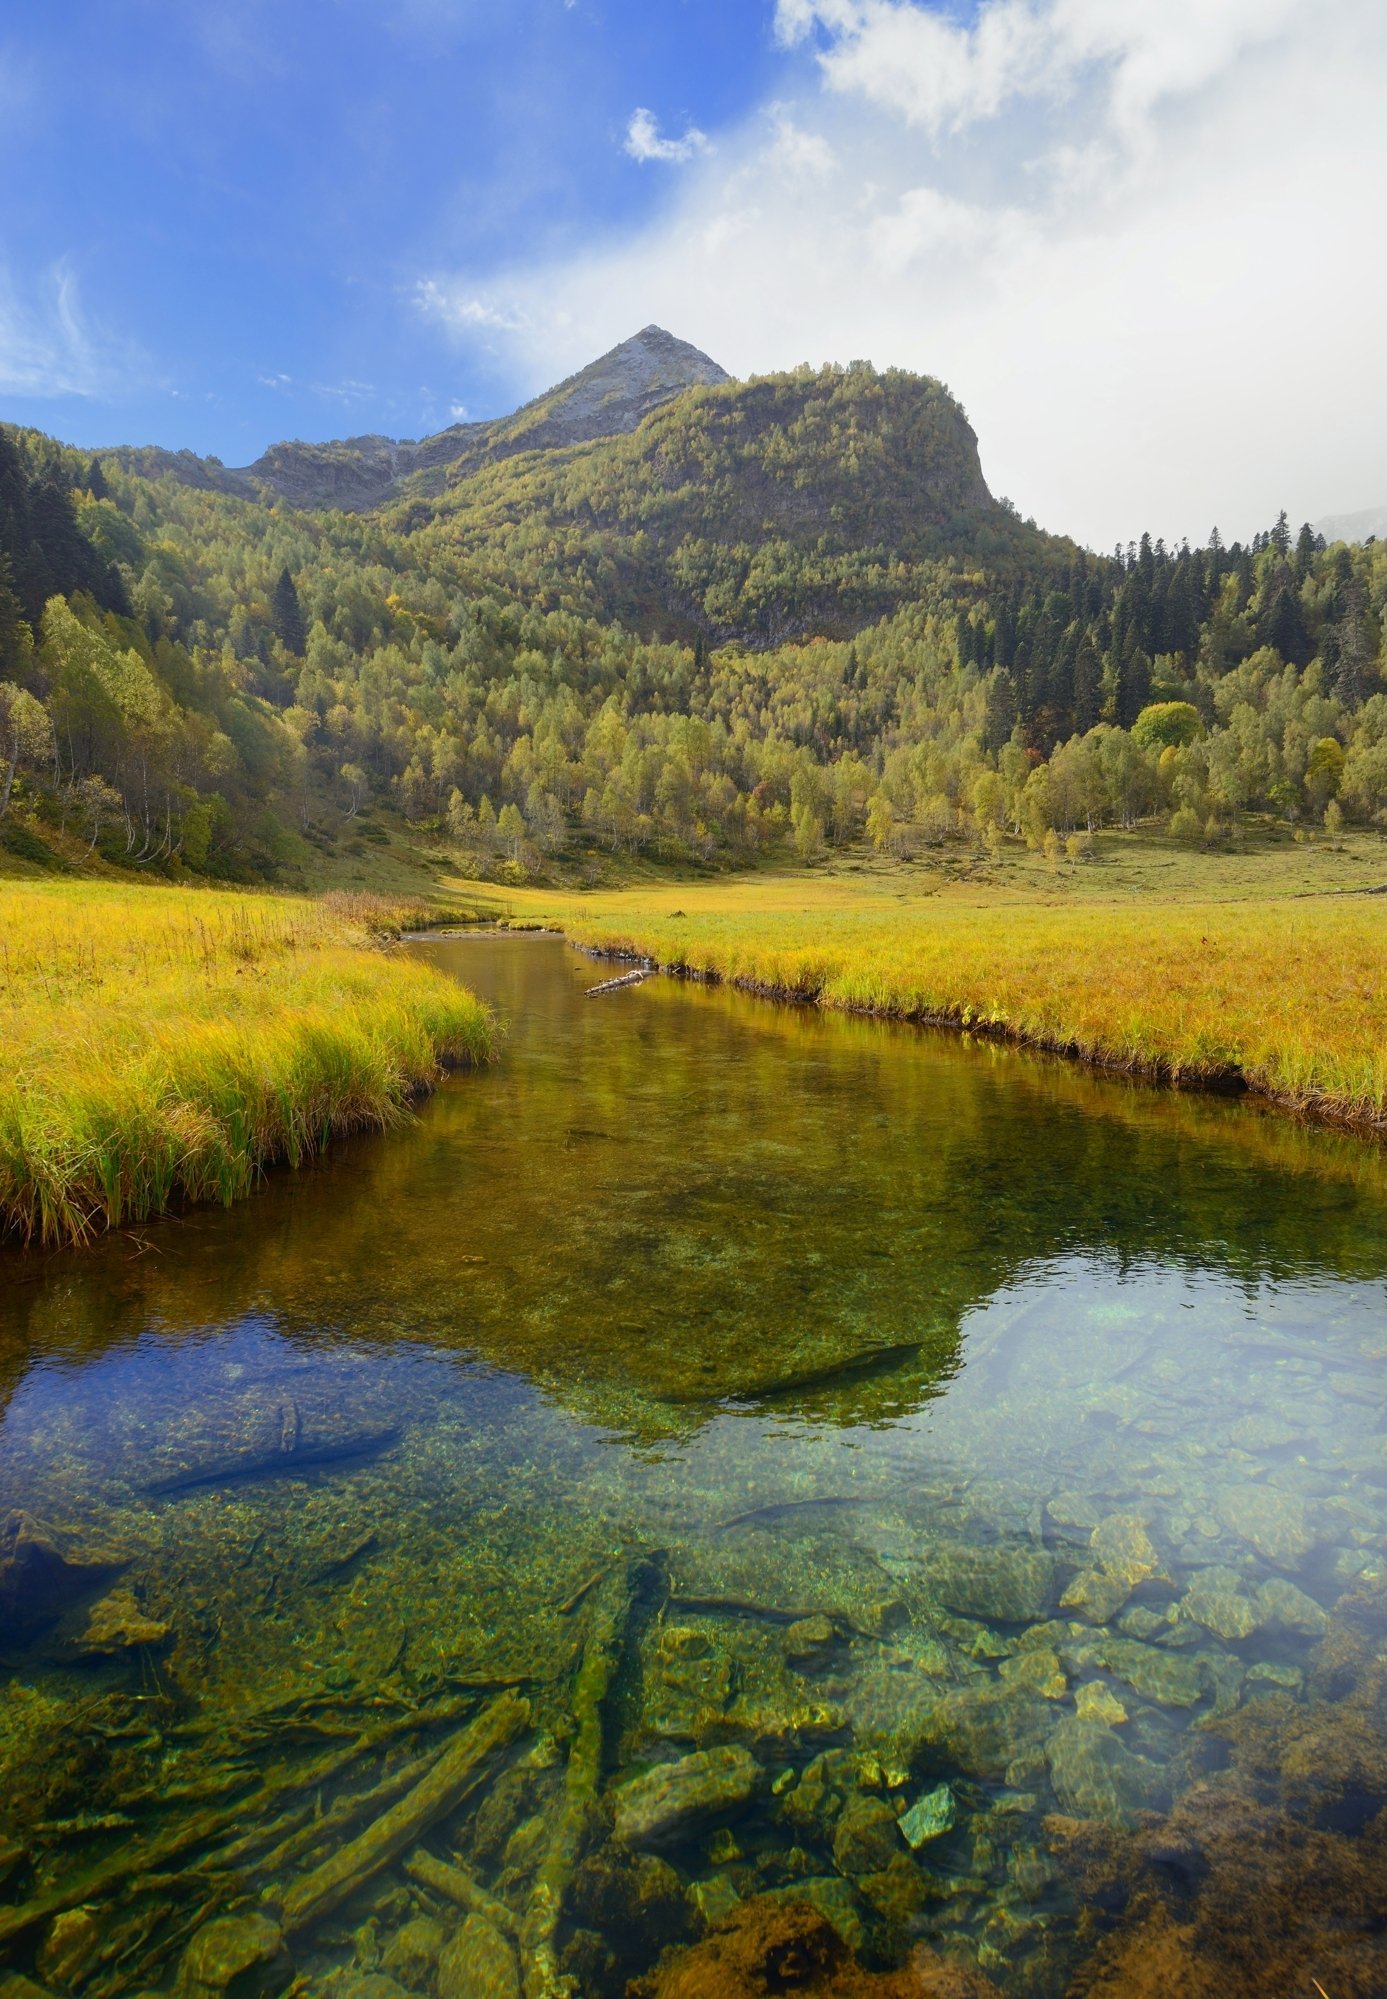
2,348,1384,883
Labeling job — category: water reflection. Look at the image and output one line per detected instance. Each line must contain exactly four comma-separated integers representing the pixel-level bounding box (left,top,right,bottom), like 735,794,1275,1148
2,936,1387,1996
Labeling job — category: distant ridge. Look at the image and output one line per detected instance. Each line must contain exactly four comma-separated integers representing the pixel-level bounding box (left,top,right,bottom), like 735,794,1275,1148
1316,503,1387,544
106,326,731,512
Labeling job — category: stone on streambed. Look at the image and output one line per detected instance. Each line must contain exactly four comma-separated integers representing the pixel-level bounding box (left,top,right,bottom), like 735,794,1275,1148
380,1917,446,1987
435,1916,520,1999
899,1783,956,1848
911,1686,1050,1782
1074,1636,1205,1709
784,1615,838,1668
1074,1681,1128,1727
832,1796,900,1878
1061,1512,1167,1624
1257,1576,1328,1636
0,1511,126,1636
1046,1718,1164,1828
1180,1566,1261,1643
1216,1485,1319,1569
926,1548,1055,1624
72,1586,170,1655
614,1745,762,1848
177,1914,287,1999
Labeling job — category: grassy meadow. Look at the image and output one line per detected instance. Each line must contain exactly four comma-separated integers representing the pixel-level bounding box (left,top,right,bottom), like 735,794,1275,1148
476,838,1387,1132
0,883,494,1247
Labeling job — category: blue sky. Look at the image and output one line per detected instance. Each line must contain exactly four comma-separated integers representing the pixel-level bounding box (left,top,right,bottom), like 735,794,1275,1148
1,0,792,456
3,1,1384,544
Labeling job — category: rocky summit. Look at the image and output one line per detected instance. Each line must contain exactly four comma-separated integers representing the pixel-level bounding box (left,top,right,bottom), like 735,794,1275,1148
109,325,730,513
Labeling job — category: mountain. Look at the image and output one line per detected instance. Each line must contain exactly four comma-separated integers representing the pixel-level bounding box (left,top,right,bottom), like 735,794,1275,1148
107,326,731,513
1316,503,1387,544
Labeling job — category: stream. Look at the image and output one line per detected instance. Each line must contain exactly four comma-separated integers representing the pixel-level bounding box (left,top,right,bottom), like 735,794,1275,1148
3,932,1387,1996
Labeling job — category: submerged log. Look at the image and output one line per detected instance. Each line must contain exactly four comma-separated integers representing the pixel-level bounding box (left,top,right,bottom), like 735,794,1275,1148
280,1689,530,1935
521,1565,636,1997
403,1848,518,1937
131,1378,399,1494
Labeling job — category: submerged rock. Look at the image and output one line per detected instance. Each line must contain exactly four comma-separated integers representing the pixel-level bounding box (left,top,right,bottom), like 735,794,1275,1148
1216,1485,1318,1569
784,1616,837,1668
832,1796,900,1877
1257,1576,1328,1636
380,1917,446,1987
1085,1637,1204,1709
37,1909,101,1991
1046,1718,1164,1828
72,1586,170,1655
1180,1567,1261,1643
435,1916,519,1999
1062,1515,1165,1625
912,1685,1050,1781
899,1783,956,1848
0,1511,126,1636
177,1914,286,1998
614,1746,762,1848
636,1896,1007,1997
927,1548,1055,1624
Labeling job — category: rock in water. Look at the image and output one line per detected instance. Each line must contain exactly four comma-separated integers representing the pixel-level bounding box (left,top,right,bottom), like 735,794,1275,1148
832,1797,900,1878
435,1916,520,1999
1046,1718,1163,1828
72,1587,170,1655
926,1546,1055,1623
1216,1485,1318,1569
1256,1576,1328,1635
177,1914,286,1998
0,1511,126,1635
131,1378,399,1493
911,1685,1050,1781
899,1783,956,1848
613,1746,762,1848
1062,1513,1165,1623
1180,1566,1261,1642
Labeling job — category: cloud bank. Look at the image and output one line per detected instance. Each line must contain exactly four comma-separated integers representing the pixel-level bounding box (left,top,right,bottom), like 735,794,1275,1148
419,0,1387,548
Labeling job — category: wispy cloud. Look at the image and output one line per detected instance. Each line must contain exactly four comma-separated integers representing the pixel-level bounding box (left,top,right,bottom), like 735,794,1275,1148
0,259,136,399
417,0,1387,545
624,108,710,165
414,277,531,337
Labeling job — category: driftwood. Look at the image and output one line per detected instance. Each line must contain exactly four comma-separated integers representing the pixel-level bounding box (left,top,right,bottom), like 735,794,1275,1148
583,969,651,998
403,1847,518,1937
280,1689,530,1935
521,1566,635,1997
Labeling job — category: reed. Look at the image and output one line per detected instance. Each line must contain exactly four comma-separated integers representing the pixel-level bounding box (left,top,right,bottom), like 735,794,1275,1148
0,883,493,1246
512,877,1387,1131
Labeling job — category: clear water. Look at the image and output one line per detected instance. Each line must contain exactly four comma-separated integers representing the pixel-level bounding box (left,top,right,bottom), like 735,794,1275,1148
3,934,1387,1996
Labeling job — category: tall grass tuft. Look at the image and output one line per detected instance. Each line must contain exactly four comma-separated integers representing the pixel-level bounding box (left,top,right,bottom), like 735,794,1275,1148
0,884,494,1247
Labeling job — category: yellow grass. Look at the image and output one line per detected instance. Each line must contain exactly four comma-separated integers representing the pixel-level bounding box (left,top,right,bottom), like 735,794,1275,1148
0,883,494,1246
484,869,1387,1130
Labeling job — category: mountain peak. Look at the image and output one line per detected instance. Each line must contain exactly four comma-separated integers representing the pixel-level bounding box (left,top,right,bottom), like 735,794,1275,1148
500,326,730,452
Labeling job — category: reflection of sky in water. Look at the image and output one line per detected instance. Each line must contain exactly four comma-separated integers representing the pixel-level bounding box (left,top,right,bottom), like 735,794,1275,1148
2,938,1387,1993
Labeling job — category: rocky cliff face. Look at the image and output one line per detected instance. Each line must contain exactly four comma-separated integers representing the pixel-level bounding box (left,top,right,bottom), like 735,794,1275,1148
108,327,730,512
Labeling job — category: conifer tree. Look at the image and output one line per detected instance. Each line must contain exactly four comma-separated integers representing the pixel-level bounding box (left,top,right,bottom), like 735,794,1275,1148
272,566,307,657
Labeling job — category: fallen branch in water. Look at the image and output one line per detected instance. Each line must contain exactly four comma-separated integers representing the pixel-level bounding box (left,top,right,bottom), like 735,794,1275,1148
583,968,652,998
521,1565,636,1997
404,1847,518,1937
280,1688,530,1935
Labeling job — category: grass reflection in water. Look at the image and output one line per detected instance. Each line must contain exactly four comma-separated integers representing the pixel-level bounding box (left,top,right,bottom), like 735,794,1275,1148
2,935,1387,1998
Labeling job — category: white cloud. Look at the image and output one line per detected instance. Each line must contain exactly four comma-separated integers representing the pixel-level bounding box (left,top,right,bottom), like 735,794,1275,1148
0,259,133,400
624,108,710,166
420,0,1387,545
416,278,530,334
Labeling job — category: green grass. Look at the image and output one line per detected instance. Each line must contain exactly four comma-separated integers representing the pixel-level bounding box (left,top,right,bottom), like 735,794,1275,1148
481,831,1387,1132
0,883,495,1247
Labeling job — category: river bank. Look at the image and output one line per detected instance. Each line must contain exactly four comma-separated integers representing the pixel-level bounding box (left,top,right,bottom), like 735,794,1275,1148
0,883,495,1247
486,874,1387,1137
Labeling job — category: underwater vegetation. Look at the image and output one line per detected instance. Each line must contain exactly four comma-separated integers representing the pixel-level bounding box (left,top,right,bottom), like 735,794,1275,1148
0,883,493,1246
517,875,1387,1131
